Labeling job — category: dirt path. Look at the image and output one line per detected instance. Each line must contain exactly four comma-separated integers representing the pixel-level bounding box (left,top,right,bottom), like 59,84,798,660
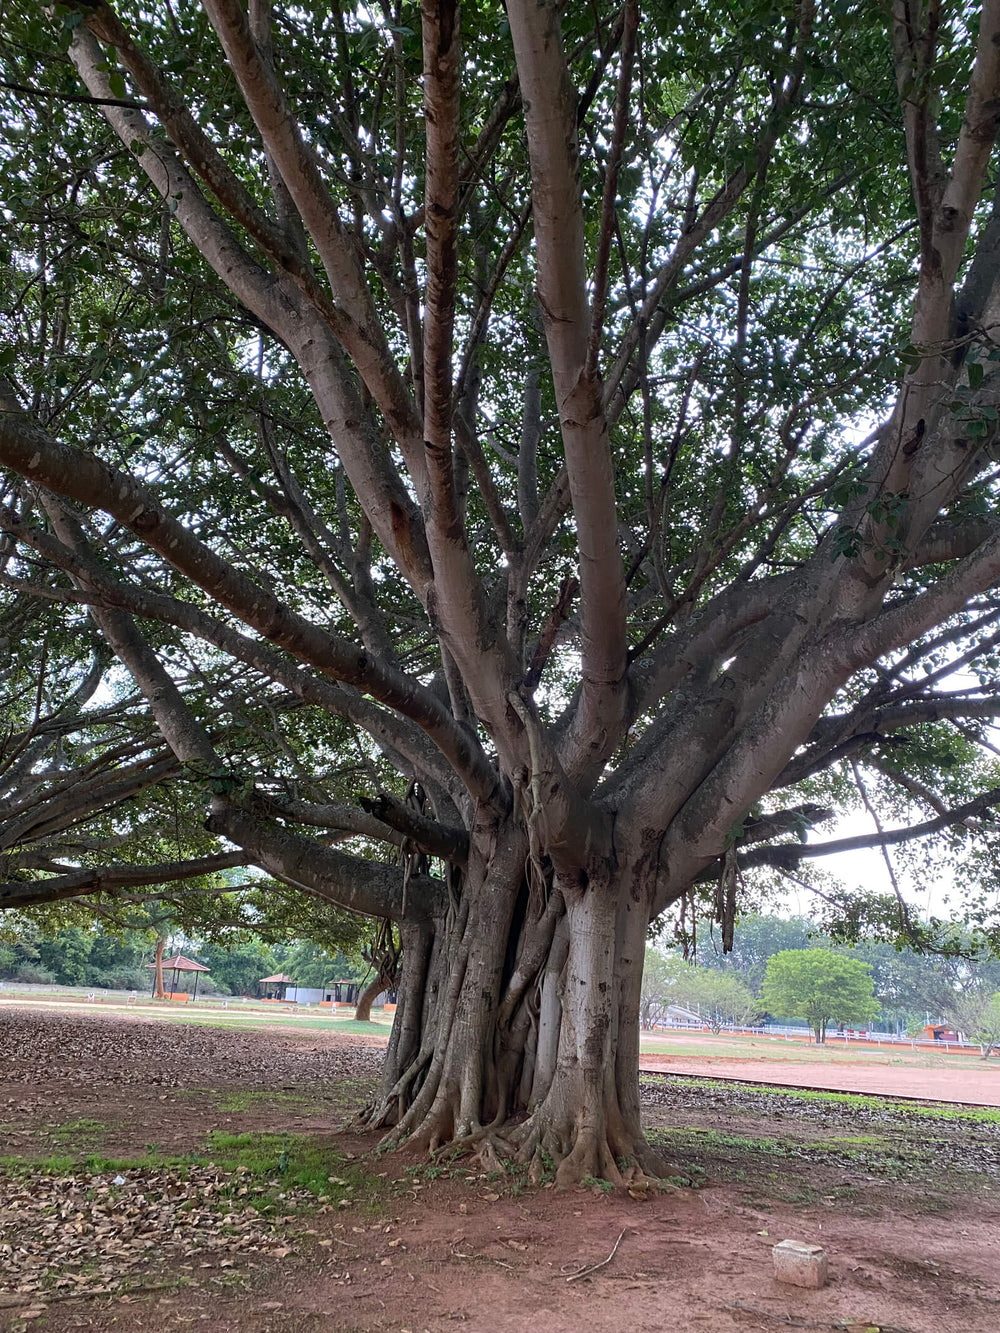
640,1053,1000,1105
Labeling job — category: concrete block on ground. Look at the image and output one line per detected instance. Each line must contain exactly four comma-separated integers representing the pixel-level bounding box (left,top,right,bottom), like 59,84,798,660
772,1239,828,1289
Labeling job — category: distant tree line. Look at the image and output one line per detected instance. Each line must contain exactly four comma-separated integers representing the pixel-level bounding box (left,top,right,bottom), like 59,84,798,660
0,921,368,998
643,914,1000,1040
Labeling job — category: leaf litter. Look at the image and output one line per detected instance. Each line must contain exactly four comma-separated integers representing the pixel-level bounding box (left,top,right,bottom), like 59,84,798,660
0,1162,315,1300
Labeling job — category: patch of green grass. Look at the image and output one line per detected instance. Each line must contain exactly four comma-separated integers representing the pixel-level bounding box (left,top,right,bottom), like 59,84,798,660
649,1125,911,1172
646,1116,962,1199
119,1011,394,1034
49,1117,107,1142
910,1192,955,1215
327,1019,394,1034
1,1130,389,1217
0,1153,76,1175
201,1130,387,1211
826,1133,889,1146
654,1126,798,1157
579,1175,614,1194
911,1102,1000,1125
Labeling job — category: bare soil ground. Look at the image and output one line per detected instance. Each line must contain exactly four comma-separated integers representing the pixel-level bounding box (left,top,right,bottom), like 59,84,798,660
2,1006,999,1333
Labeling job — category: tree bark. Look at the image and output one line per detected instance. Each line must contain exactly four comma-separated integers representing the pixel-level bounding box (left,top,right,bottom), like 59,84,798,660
354,975,383,1023
153,936,166,1001
360,822,667,1185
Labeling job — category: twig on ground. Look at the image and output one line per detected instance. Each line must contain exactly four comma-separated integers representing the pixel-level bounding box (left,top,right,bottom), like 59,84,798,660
452,1247,515,1269
565,1227,628,1283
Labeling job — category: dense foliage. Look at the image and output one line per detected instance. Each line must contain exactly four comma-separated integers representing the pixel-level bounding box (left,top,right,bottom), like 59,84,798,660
761,948,880,1042
0,917,371,997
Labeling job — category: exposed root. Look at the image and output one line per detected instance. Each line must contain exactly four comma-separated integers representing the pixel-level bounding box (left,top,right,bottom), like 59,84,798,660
366,1090,672,1197
505,1103,641,1187
634,1139,686,1181
428,1128,516,1173
477,1135,512,1173
554,1125,623,1189
527,1148,546,1185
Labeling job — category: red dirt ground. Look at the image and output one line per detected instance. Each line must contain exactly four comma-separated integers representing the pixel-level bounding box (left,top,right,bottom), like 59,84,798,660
2,1006,999,1333
640,1053,1000,1105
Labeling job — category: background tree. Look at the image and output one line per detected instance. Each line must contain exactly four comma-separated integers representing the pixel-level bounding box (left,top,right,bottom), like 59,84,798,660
353,920,401,1022
640,947,684,1029
6,0,1000,1182
198,936,277,996
276,940,367,993
964,992,1000,1057
681,914,817,992
669,968,761,1034
761,949,879,1043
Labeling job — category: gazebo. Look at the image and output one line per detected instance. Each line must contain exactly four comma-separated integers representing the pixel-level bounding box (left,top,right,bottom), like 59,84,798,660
259,973,296,1000
148,953,211,1000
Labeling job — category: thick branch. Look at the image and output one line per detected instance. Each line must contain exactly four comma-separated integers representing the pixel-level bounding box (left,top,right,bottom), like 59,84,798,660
738,785,1000,871
0,411,500,806
197,0,428,491
206,800,446,922
0,851,247,910
506,0,628,778
65,21,432,596
358,791,469,863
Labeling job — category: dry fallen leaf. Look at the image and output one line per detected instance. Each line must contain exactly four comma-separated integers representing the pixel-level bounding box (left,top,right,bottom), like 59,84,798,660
0,1161,315,1301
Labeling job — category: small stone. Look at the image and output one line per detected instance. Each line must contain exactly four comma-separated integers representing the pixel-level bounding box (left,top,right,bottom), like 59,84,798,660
772,1239,828,1289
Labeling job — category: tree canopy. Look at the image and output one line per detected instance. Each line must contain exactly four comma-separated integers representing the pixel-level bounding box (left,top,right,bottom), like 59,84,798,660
761,948,879,1042
4,0,1000,1180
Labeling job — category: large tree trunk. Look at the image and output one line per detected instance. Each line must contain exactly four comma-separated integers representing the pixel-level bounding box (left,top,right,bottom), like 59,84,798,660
364,821,664,1185
354,924,402,1022
153,936,166,1001
353,975,383,1024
